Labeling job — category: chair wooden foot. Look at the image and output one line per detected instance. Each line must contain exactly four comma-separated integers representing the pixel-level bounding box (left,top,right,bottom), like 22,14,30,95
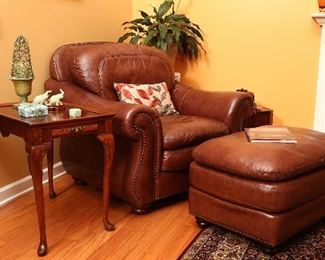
195,217,211,228
72,177,87,186
37,241,47,257
49,191,57,199
104,220,115,231
133,205,151,214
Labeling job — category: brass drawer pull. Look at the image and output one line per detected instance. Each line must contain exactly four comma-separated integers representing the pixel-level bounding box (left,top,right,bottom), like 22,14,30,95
71,127,81,133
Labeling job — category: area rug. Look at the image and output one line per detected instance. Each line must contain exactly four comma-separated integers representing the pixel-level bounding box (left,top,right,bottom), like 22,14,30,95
179,219,325,260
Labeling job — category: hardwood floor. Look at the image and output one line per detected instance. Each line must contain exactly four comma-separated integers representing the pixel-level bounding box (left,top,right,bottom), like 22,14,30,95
0,175,200,259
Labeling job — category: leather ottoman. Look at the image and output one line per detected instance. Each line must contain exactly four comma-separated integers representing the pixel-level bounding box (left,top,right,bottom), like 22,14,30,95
189,127,325,247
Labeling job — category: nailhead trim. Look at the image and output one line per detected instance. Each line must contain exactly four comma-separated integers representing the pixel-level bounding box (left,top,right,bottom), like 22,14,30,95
131,113,158,205
52,46,66,81
194,214,277,247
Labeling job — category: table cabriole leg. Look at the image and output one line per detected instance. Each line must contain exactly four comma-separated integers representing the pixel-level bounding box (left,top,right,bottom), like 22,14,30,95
47,141,56,199
0,130,10,137
25,142,52,257
97,133,115,231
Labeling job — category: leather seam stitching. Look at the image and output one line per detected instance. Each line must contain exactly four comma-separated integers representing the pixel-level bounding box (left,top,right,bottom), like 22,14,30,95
195,159,325,181
192,184,285,213
97,60,106,97
101,54,174,89
52,46,66,81
238,98,254,131
177,86,191,112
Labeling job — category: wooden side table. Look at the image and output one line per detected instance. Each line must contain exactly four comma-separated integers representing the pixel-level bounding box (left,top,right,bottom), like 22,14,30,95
0,104,115,256
243,105,273,128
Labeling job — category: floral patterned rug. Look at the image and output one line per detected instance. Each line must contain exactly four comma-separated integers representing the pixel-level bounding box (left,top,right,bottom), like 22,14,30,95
179,219,325,260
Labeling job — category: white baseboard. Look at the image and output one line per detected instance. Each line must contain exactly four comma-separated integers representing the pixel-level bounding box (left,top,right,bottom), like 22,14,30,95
0,162,66,207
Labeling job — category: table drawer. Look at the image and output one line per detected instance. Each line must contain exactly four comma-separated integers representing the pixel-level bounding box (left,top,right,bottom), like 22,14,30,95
52,124,98,137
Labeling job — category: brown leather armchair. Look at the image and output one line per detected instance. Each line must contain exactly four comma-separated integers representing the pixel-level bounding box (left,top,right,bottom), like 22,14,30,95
45,42,253,213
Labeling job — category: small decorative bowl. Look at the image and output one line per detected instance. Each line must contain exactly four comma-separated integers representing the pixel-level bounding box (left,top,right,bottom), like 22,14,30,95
69,108,82,118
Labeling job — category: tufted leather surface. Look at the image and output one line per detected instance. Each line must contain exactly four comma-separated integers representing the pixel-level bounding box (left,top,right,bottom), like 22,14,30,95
161,115,228,150
193,127,325,181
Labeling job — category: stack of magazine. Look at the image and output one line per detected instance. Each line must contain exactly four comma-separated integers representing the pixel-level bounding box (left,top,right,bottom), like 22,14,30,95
245,126,297,144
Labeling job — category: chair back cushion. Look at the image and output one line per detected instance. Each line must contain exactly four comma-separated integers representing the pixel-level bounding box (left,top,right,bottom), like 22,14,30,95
49,42,175,100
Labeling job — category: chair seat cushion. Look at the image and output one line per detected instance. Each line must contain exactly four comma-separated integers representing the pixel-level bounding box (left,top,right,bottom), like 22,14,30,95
162,147,194,171
161,115,229,150
193,127,325,182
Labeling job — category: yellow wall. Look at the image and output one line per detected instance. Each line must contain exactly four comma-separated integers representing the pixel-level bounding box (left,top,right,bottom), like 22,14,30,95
0,0,131,187
133,0,321,127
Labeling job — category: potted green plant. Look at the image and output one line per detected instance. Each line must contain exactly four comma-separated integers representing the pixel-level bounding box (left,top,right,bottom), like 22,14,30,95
118,0,205,61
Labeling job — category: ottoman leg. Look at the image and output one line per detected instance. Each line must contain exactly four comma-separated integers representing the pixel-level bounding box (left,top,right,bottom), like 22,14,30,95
259,243,279,255
195,217,211,228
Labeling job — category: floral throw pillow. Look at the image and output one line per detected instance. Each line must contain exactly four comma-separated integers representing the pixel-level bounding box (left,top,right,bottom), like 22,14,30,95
113,82,178,116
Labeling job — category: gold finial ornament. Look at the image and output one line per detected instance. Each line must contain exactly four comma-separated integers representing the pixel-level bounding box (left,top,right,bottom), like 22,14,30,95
9,35,35,103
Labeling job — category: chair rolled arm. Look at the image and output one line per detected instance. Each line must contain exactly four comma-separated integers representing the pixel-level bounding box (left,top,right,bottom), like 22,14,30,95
45,79,162,140
171,83,254,133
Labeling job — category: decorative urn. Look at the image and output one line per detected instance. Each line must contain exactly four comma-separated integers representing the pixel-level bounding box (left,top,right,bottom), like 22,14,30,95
9,35,35,103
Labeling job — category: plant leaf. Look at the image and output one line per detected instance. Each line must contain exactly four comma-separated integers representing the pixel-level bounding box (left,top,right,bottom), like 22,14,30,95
130,35,140,45
136,25,145,33
165,33,174,47
189,26,204,41
157,39,162,49
148,29,158,40
143,28,159,45
143,16,152,26
159,23,168,39
192,22,201,30
170,25,181,41
140,10,149,18
166,14,187,22
131,18,145,25
122,21,132,26
153,6,158,15
186,36,199,59
125,25,138,31
118,32,136,42
157,0,173,19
